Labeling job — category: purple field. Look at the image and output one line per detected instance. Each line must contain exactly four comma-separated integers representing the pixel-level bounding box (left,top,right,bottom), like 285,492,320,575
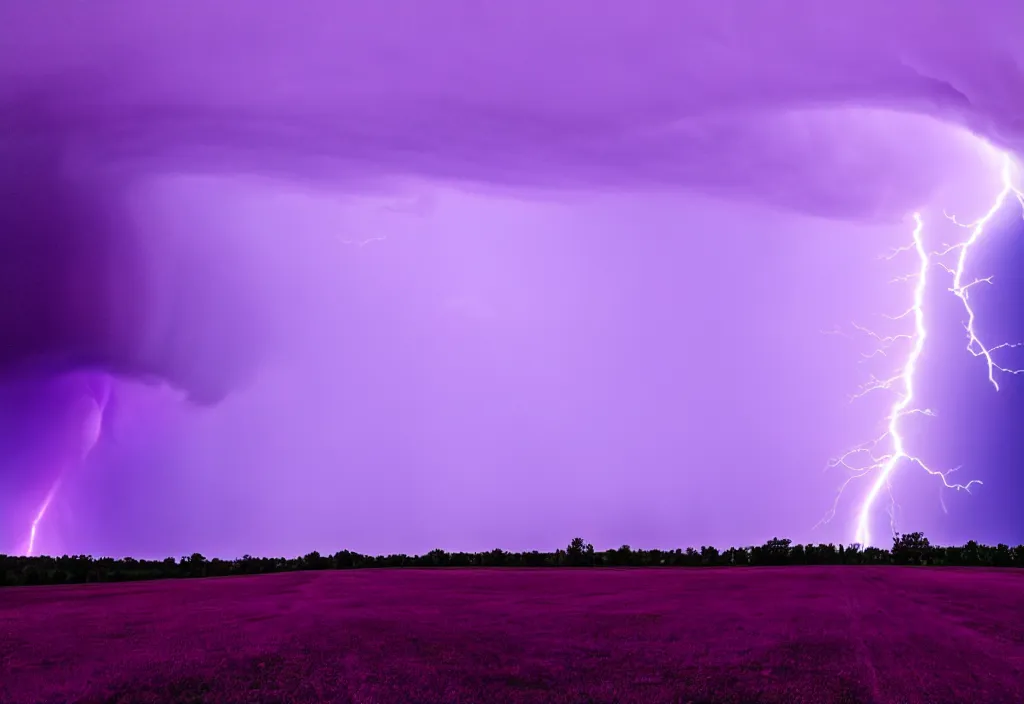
2,567,1023,703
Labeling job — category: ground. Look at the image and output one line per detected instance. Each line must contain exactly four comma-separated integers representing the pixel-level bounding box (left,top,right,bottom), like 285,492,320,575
1,566,1022,703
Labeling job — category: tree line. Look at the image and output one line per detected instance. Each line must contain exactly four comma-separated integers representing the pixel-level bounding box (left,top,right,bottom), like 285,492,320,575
2,532,1023,587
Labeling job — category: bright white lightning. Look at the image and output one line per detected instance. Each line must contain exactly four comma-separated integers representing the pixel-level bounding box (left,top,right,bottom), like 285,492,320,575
945,155,1024,391
851,213,940,548
825,152,1024,548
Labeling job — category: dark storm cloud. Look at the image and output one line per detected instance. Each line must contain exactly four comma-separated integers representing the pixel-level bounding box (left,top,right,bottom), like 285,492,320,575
0,96,269,405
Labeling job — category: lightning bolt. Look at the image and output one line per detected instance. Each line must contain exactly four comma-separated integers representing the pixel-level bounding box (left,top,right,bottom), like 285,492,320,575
25,478,63,558
943,154,1024,391
823,151,1024,548
23,382,111,557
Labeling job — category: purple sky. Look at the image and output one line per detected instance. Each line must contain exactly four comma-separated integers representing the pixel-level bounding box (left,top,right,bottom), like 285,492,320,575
2,1,1024,558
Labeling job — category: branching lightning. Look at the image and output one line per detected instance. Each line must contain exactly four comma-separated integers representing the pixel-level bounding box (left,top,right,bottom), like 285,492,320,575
942,155,1024,391
823,152,1024,548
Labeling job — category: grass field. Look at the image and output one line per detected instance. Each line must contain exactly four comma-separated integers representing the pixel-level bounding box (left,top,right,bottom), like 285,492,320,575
2,566,1023,703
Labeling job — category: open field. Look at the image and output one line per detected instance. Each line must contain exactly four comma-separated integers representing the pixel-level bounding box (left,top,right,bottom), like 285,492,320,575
2,567,1023,703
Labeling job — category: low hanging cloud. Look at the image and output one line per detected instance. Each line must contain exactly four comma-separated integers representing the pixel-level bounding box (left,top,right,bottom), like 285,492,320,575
2,0,1022,409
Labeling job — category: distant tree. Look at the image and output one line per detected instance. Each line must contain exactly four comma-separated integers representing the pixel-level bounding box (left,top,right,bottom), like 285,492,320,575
379,553,408,568
892,533,931,565
719,546,749,566
9,529,1024,588
820,543,838,563
565,537,587,566
209,558,231,577
302,551,327,570
427,549,449,567
523,550,546,567
755,537,792,566
862,546,890,564
962,540,981,566
332,550,356,569
182,553,208,578
700,545,720,567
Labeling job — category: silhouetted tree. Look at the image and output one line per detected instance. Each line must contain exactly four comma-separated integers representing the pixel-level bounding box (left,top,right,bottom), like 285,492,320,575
754,537,792,566
302,551,327,570
559,538,596,566
892,532,931,565
700,545,719,566
427,549,449,567
5,532,1024,587
183,553,208,578
962,540,981,566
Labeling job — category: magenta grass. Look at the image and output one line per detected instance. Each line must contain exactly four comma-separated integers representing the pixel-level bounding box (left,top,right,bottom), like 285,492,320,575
2,567,1023,703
